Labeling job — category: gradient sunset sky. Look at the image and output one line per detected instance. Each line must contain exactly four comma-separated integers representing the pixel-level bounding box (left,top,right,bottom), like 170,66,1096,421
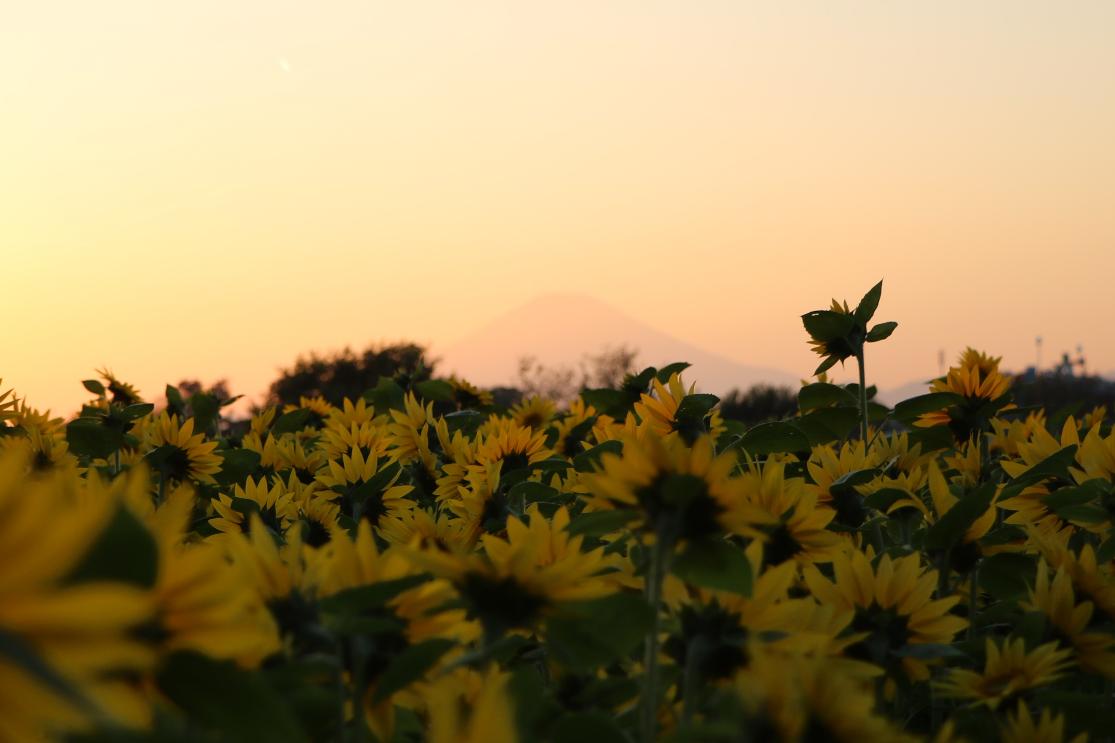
4,2,1113,415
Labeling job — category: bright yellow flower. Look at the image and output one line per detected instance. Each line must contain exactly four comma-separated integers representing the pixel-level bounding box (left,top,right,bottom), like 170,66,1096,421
315,446,414,528
509,395,557,430
916,361,1012,429
744,458,843,567
210,476,300,538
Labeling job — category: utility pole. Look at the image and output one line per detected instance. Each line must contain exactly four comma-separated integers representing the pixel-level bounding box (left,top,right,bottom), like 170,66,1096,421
1035,336,1043,373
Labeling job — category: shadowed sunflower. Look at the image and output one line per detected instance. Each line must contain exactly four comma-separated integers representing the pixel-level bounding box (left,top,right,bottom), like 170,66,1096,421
145,486,281,668
315,446,414,529
743,458,843,567
916,354,1013,436
936,636,1072,709
307,521,473,741
509,396,557,431
142,413,222,485
999,702,1088,743
423,667,517,743
0,451,155,739
95,367,144,406
1077,423,1115,482
326,397,378,429
413,506,615,640
319,419,390,461
0,379,17,425
448,376,493,409
633,373,726,443
804,550,966,681
999,419,1089,537
1036,539,1115,622
473,418,553,474
550,398,598,457
586,434,759,544
1024,560,1115,678
734,650,919,743
210,476,300,539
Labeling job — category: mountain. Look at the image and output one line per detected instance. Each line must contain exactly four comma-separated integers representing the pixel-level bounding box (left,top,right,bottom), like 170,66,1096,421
434,293,798,395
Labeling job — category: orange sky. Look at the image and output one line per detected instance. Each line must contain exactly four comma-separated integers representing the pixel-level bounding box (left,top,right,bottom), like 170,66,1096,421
3,2,1113,416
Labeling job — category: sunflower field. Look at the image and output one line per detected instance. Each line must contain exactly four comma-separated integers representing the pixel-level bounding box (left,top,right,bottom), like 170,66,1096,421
4,281,1115,743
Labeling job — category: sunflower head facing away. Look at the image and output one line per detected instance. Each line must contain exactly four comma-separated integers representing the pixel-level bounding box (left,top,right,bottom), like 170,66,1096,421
801,281,897,376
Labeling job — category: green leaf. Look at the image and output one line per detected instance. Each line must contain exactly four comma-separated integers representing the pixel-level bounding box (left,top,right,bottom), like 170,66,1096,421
371,638,457,703
65,505,159,588
731,421,810,457
794,406,860,445
189,393,220,433
82,379,106,395
507,481,563,507
66,418,124,460
545,593,654,671
854,280,883,326
1001,446,1079,497
813,355,841,376
580,388,631,418
120,403,155,420
567,509,638,537
156,651,309,743
801,310,855,342
866,321,898,342
272,408,312,435
798,382,856,412
863,488,913,513
414,379,455,402
671,538,753,595
655,362,691,383
979,553,1037,600
924,483,996,552
892,392,965,422
551,711,628,743
214,449,262,487
317,575,432,614
572,440,623,473
674,393,719,422
365,377,406,414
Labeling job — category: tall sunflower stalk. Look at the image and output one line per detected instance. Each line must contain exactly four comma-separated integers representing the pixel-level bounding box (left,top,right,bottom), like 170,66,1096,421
802,280,897,442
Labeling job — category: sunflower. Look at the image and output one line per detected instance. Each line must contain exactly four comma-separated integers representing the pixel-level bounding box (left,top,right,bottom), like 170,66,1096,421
586,434,758,544
378,506,472,554
743,458,843,567
0,379,17,425
95,367,144,405
318,419,390,461
282,395,334,430
315,446,414,529
141,412,222,486
295,493,343,548
999,420,1090,536
307,521,473,741
448,376,493,409
0,451,155,739
734,650,918,743
803,550,967,680
413,506,615,640
0,422,77,474
1077,424,1115,482
936,637,1072,709
473,418,553,473
1024,560,1115,678
386,393,437,465
804,298,857,369
424,667,517,743
509,396,557,431
999,702,1088,743
1037,539,1115,622
241,432,286,478
550,398,598,457
210,476,300,538
276,437,327,485
148,486,281,667
991,411,1047,457
633,373,726,443
915,358,1012,432
326,396,378,429
888,461,996,572
248,406,277,437
665,547,857,683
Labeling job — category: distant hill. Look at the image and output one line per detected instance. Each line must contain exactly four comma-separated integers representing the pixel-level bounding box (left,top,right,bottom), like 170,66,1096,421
435,293,798,395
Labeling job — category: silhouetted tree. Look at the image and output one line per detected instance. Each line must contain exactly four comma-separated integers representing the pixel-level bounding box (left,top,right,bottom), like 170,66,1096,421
719,384,798,426
517,345,639,405
268,343,435,407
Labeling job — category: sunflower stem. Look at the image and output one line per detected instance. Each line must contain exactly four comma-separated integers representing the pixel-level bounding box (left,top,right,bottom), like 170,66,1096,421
641,535,670,743
968,564,979,638
113,449,121,478
156,466,167,507
855,349,869,443
350,636,368,743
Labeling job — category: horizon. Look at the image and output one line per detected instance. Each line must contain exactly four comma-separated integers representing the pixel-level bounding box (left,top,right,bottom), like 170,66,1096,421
5,2,1114,415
